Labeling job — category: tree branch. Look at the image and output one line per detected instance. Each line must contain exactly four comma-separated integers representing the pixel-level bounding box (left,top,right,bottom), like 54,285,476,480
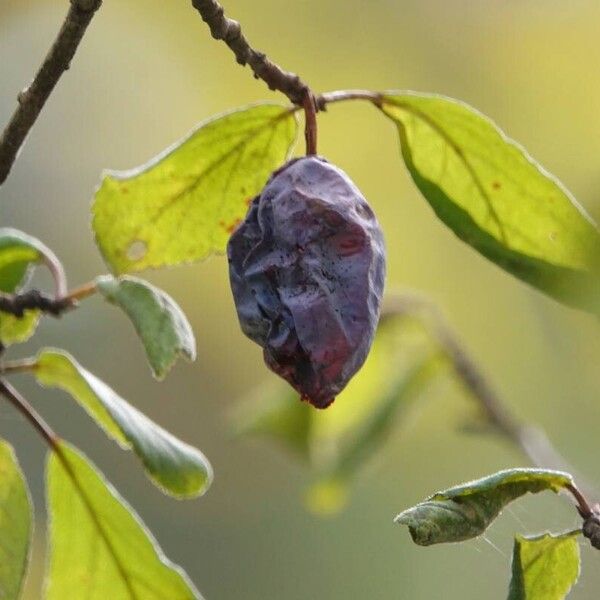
0,289,74,317
382,293,598,504
317,89,383,109
190,0,309,105
0,378,58,450
0,0,102,185
0,279,97,318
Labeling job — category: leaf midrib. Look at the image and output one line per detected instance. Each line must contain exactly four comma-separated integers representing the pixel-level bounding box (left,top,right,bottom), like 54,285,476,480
107,108,294,266
382,97,509,244
53,447,140,600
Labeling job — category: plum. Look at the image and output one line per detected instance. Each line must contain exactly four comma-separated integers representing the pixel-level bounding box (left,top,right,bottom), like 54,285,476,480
227,156,386,408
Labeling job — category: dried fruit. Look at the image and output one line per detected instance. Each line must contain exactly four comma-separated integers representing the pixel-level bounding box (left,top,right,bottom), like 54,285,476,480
227,156,386,408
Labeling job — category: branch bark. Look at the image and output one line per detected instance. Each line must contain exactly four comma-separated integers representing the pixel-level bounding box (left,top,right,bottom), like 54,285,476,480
190,0,309,105
0,279,97,318
0,289,74,317
0,0,102,185
0,379,58,450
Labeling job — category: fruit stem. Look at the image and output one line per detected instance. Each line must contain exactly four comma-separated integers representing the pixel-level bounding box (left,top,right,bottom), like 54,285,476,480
303,90,318,156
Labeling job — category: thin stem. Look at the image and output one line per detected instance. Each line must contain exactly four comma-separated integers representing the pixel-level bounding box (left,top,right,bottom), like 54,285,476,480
0,359,37,375
0,289,72,317
0,279,97,319
317,89,383,109
0,378,58,449
39,245,68,299
0,0,102,185
0,378,138,589
567,483,593,519
303,91,318,156
64,279,97,302
191,0,309,105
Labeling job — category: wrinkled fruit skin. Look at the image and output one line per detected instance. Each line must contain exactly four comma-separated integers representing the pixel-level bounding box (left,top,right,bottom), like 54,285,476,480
227,156,386,408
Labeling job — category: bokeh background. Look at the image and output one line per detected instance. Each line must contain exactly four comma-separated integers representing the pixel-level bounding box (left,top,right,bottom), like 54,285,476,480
2,0,600,598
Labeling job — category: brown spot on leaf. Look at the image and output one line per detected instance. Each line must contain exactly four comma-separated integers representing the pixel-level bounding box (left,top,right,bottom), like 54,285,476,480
225,219,242,235
492,181,501,190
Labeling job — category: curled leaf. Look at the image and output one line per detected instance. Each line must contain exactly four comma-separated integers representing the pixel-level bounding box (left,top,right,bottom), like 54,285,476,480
395,468,572,545
96,275,195,379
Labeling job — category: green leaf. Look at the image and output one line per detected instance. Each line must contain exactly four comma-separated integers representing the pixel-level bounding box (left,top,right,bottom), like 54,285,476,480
508,531,580,600
330,350,442,482
233,382,312,460
235,313,441,515
0,228,54,346
304,477,349,517
395,468,573,545
46,442,201,599
0,439,32,600
33,349,212,498
305,334,441,517
93,104,298,274
96,275,195,379
381,93,600,314
0,310,40,346
0,227,53,293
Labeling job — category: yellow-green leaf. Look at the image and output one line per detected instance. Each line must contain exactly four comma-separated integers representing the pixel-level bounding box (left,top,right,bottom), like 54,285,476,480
93,104,298,274
0,227,51,293
46,442,201,599
395,468,573,545
0,439,32,600
330,350,442,481
33,349,212,498
508,531,580,600
235,313,440,515
0,228,53,346
0,310,40,346
96,275,195,379
305,348,441,516
381,93,600,314
233,383,312,460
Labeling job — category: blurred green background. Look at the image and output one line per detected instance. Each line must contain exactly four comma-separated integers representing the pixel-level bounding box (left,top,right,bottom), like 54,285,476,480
2,0,600,598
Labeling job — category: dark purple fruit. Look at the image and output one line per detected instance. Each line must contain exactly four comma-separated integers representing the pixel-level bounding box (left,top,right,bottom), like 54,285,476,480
227,156,386,408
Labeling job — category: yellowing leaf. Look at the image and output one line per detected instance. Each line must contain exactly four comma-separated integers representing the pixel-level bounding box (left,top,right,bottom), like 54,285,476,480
235,314,440,515
304,477,349,517
0,228,54,346
0,227,52,293
233,383,312,460
46,443,201,599
93,104,298,274
382,93,600,314
0,310,40,346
